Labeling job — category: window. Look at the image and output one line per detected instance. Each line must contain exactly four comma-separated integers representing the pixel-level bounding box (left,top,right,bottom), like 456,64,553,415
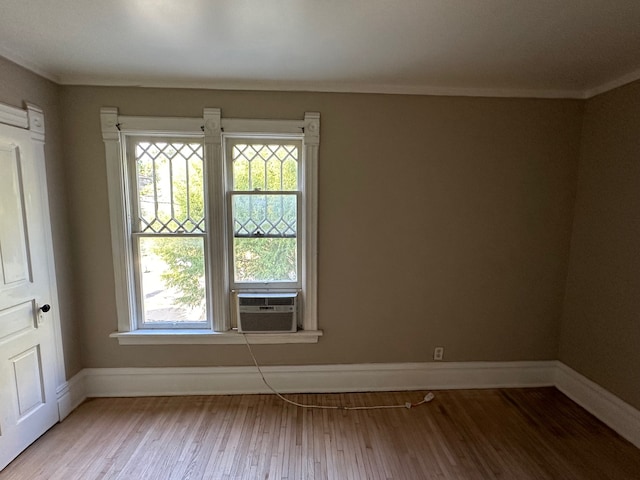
129,138,208,329
227,138,301,288
100,108,321,344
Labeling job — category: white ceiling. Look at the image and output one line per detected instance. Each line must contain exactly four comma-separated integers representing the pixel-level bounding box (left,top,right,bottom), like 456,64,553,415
1,0,640,98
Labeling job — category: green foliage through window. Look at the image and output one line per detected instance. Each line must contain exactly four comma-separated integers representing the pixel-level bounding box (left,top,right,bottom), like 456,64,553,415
133,138,301,315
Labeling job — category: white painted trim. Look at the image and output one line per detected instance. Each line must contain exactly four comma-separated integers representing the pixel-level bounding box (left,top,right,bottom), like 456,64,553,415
204,108,228,332
109,329,323,345
56,372,87,420
302,112,319,331
27,103,68,402
221,118,304,134
117,115,202,134
0,102,29,129
26,103,45,141
73,361,554,398
555,362,640,449
101,107,135,333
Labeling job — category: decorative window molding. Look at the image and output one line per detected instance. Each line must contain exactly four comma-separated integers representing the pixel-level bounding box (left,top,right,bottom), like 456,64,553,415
100,108,321,344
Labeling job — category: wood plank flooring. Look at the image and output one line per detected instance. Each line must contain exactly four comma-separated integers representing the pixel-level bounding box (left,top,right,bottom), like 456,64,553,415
1,388,639,479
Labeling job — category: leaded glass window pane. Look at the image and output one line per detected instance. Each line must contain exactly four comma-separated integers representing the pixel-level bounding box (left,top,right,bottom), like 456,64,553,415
130,138,208,328
230,140,300,284
232,143,298,191
232,193,297,238
135,141,205,233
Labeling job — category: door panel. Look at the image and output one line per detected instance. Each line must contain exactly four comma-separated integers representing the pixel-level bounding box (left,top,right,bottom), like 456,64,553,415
0,301,36,341
0,121,58,471
0,145,31,285
12,346,45,417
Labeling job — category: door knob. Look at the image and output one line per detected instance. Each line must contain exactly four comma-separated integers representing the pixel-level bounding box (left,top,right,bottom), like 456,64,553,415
39,304,51,313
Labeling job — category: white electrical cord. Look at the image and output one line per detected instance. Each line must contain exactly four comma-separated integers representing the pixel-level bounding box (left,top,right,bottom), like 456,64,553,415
243,334,435,410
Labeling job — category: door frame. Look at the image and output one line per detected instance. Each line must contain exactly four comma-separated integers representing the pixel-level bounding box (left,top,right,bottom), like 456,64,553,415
0,101,66,419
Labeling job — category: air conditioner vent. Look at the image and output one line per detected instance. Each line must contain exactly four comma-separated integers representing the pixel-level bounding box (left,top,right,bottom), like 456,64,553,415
236,293,297,333
265,296,296,306
238,296,266,307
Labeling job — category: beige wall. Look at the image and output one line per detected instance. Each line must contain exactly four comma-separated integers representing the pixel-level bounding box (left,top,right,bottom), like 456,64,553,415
59,86,583,368
559,80,640,410
0,57,82,378
4,54,638,412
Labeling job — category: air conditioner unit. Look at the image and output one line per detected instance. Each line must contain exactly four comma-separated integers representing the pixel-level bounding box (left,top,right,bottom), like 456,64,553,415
236,293,297,333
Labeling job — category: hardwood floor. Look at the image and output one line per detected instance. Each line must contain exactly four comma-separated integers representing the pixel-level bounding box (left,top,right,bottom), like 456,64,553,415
1,388,639,479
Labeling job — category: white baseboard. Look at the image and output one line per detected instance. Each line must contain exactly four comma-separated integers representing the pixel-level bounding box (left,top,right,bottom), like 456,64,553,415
59,360,640,450
56,371,87,420
555,362,640,449
77,360,555,397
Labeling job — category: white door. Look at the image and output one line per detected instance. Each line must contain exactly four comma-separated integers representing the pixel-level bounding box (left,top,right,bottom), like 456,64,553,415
0,110,59,470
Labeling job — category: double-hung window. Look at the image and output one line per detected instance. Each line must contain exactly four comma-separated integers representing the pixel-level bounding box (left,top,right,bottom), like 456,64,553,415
129,137,208,328
227,138,301,289
100,109,320,344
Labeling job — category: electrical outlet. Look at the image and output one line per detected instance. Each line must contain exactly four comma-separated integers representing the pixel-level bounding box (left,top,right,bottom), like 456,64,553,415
433,346,444,361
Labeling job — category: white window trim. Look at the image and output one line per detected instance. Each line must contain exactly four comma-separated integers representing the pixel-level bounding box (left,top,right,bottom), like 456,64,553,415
100,108,321,345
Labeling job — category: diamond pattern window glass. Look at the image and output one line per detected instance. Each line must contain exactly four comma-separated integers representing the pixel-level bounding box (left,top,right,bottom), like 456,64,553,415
232,143,298,191
134,140,205,234
129,138,207,328
232,194,297,238
228,140,301,284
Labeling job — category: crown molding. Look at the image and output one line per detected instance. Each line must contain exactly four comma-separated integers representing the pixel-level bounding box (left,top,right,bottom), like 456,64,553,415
583,67,640,99
0,47,60,84
57,74,586,99
3,53,640,100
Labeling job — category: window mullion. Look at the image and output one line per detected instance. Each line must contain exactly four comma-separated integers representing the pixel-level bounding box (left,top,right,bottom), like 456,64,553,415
203,108,229,332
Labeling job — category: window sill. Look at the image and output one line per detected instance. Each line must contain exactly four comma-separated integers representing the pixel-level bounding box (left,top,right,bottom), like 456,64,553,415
109,329,323,345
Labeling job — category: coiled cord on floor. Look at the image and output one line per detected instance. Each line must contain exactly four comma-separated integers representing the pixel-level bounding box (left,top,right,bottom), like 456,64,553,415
243,333,435,410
